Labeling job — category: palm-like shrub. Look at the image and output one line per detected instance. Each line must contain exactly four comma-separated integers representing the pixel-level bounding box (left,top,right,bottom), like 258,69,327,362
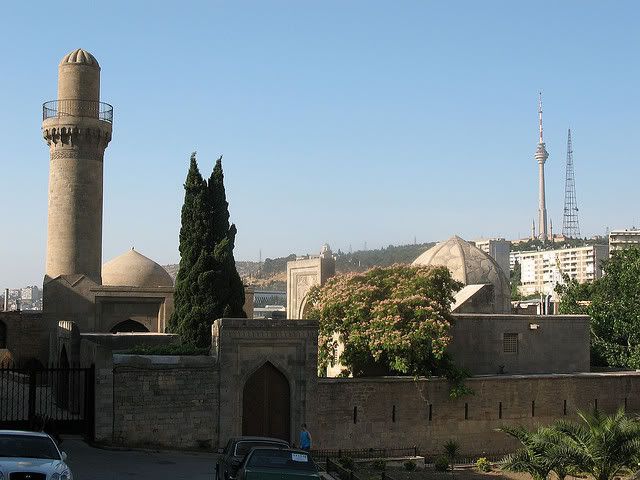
553,408,640,480
499,408,640,480
499,425,564,480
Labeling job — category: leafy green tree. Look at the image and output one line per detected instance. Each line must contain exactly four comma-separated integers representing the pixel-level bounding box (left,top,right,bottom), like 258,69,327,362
169,153,245,348
306,265,463,377
556,248,640,368
510,261,522,301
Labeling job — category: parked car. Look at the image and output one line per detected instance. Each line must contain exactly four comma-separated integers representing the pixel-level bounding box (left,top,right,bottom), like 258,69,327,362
216,436,289,480
236,447,319,480
0,429,72,480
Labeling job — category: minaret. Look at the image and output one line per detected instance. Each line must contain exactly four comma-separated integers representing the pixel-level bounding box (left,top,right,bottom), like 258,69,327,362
42,49,113,283
535,93,549,241
531,219,536,240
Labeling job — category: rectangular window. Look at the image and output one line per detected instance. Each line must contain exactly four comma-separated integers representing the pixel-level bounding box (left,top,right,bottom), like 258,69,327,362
503,333,518,354
498,402,502,419
464,403,468,420
428,404,432,421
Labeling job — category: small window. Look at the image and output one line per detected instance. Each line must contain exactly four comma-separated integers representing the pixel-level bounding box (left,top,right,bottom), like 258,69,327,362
503,333,518,354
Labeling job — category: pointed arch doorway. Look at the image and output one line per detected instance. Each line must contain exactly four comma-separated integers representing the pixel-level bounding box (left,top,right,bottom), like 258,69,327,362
242,362,290,441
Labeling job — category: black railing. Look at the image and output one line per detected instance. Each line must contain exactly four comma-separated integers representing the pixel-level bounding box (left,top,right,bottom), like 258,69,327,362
325,457,399,480
0,366,95,439
42,99,113,123
313,447,418,460
326,458,364,480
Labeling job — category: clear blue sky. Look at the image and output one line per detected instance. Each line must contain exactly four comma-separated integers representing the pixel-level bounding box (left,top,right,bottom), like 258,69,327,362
1,1,638,287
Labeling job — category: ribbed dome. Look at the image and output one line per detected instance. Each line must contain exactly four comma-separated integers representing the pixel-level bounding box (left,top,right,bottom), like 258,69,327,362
102,249,173,288
413,236,510,312
59,49,99,68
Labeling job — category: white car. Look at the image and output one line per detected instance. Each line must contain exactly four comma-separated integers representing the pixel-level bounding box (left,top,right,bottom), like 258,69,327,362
0,430,72,480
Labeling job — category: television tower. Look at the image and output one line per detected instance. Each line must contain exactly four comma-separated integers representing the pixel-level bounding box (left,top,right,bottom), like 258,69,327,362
562,129,580,238
534,93,549,241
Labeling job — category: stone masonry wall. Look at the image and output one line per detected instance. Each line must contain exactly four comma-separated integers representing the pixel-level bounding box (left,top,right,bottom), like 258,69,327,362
0,311,52,365
312,372,640,456
112,355,218,450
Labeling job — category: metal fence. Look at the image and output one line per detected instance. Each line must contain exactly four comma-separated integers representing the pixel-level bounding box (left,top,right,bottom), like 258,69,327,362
42,99,114,123
0,366,94,438
312,446,418,460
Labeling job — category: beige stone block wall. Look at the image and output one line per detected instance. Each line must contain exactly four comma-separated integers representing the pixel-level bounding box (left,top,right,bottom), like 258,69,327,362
312,373,640,455
111,355,218,450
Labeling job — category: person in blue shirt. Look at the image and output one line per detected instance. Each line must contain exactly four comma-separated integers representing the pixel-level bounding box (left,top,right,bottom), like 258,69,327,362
299,423,312,451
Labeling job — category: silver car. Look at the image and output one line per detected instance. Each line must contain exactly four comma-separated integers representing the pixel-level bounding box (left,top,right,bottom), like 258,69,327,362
0,430,72,480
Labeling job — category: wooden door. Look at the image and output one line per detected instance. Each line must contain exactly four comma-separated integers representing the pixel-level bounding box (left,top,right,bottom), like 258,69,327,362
242,362,290,441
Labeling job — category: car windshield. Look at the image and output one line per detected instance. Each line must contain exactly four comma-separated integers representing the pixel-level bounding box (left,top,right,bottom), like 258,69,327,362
0,434,60,460
247,449,316,471
234,441,287,457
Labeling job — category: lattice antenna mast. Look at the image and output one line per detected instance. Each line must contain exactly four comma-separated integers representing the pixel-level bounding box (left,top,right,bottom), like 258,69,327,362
562,129,580,238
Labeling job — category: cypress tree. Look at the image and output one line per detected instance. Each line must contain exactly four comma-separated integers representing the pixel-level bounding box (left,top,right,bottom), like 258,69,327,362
169,153,246,348
206,157,246,318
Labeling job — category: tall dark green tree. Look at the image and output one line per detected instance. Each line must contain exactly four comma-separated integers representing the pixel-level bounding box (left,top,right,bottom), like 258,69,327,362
169,153,245,347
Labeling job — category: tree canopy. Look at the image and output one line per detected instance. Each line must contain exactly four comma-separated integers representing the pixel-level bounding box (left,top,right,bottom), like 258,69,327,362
306,264,463,378
555,248,640,368
169,153,246,348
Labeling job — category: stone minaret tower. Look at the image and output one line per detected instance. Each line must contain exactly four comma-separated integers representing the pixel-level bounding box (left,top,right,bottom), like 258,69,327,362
42,49,113,284
534,92,549,241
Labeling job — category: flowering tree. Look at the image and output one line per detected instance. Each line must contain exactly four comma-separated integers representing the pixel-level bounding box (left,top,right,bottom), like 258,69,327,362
306,264,463,377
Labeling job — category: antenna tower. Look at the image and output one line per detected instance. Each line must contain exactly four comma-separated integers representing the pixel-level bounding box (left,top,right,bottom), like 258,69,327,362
562,129,580,238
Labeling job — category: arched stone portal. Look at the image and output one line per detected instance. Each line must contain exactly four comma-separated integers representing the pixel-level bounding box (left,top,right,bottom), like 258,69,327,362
242,362,290,441
110,319,149,333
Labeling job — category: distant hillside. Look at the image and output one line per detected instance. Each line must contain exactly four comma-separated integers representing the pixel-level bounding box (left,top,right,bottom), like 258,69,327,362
163,242,435,291
163,260,261,282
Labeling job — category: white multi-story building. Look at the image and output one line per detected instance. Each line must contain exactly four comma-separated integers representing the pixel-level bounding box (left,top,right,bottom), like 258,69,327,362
513,245,608,297
473,238,511,277
609,229,640,253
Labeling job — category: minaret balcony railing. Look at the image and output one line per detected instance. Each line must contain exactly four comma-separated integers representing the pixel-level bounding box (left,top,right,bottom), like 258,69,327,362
42,100,113,123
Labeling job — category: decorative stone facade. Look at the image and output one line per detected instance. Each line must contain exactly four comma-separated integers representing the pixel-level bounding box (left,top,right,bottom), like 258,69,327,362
213,319,319,444
286,245,335,319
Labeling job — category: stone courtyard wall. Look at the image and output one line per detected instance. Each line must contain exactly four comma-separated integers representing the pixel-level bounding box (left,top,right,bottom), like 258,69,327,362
313,372,640,455
0,311,52,365
111,354,218,450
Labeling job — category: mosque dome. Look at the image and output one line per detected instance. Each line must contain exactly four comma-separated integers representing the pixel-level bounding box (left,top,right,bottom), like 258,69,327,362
102,249,173,288
59,49,99,68
412,236,511,312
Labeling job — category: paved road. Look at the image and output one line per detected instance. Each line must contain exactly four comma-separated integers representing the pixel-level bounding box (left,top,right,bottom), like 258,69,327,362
61,437,218,480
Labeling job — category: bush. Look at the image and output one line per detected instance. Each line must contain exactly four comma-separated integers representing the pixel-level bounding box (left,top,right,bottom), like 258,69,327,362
476,457,491,472
434,456,450,472
338,456,354,470
404,460,417,471
125,343,209,356
372,459,386,471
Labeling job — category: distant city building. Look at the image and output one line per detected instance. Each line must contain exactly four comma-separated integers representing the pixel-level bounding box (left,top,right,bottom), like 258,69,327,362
609,228,640,253
254,305,286,319
20,286,41,302
253,290,286,308
513,245,608,297
473,238,510,277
